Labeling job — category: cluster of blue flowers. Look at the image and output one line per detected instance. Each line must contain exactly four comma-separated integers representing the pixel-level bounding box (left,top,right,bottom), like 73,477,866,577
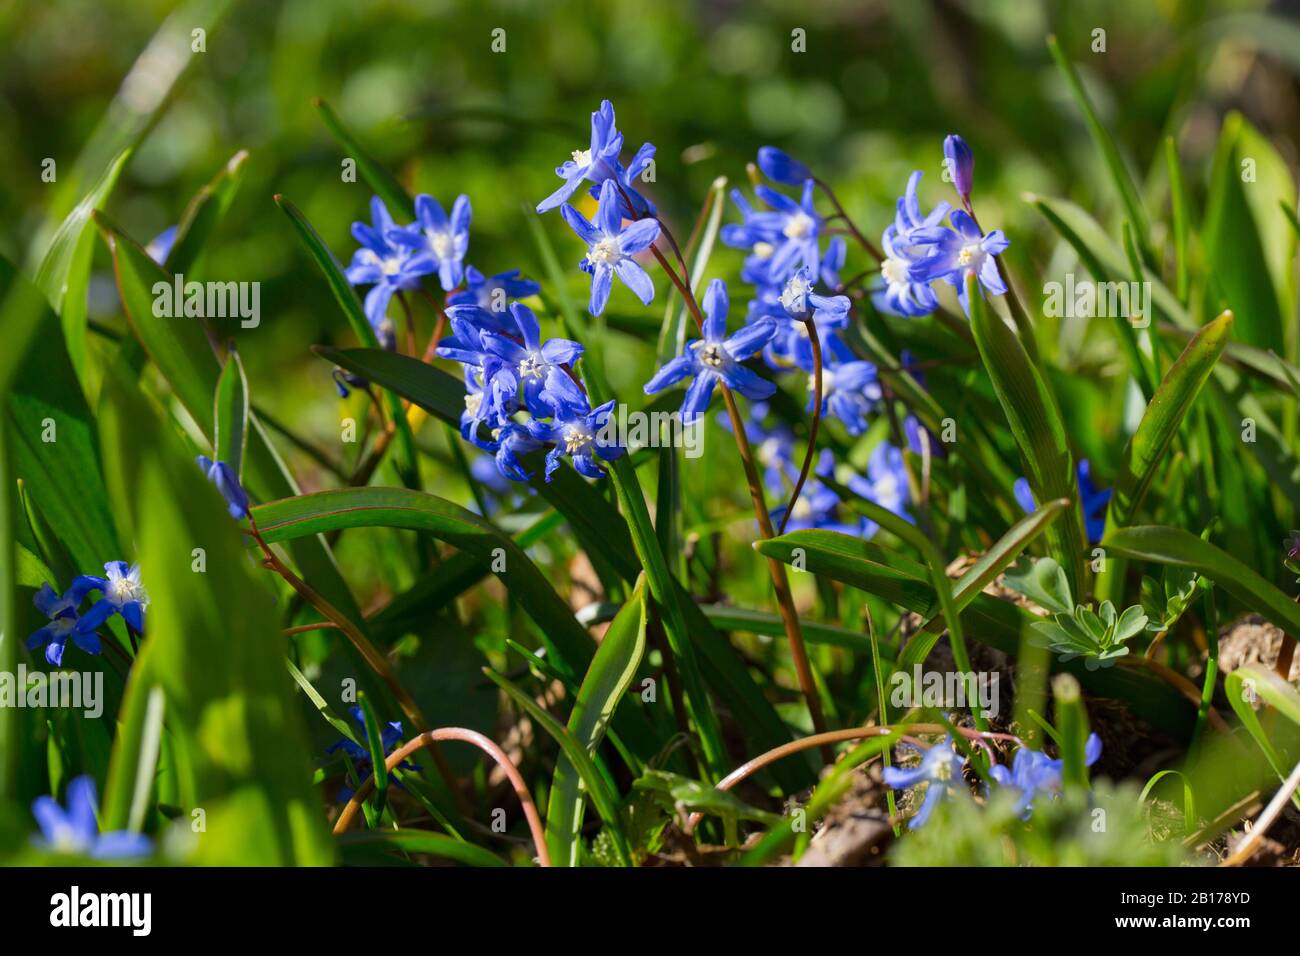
26,562,148,667
326,706,420,802
883,733,1103,828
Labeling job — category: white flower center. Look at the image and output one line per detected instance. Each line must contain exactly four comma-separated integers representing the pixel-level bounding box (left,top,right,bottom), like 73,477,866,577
780,275,812,314
753,241,775,261
427,230,456,260
758,438,780,465
791,497,813,520
518,354,547,382
699,343,725,368
380,256,403,277
783,212,815,240
572,148,593,167
106,567,148,608
464,393,482,415
587,237,622,266
957,242,982,268
811,368,836,393
933,758,953,782
881,256,910,286
563,427,592,454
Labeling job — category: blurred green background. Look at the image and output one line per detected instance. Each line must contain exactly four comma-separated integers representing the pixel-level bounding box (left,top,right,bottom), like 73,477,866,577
2,0,1299,594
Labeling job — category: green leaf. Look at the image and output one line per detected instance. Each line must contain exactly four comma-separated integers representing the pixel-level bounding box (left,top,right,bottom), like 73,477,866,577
0,418,16,799
547,577,647,867
967,273,1086,595
1046,35,1153,264
1224,665,1300,809
318,345,808,791
315,98,415,220
32,149,132,385
214,349,250,481
357,692,389,815
251,487,595,673
1104,525,1300,636
98,362,333,863
165,150,249,276
1203,112,1296,352
755,529,1196,736
335,830,506,867
483,668,632,866
275,196,418,486
1108,311,1233,529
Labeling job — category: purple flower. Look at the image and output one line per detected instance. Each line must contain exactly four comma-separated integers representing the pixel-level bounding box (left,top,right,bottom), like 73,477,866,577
536,99,626,214
746,180,824,284
446,265,540,321
989,733,1102,818
526,396,623,481
387,194,471,292
31,776,151,860
944,134,975,200
882,736,968,829
1014,459,1110,543
644,279,777,421
76,562,149,635
493,423,546,483
561,180,660,315
26,581,101,667
196,455,250,520
345,197,436,330
757,146,812,186
763,268,852,372
911,210,1009,314
479,303,587,417
810,354,882,436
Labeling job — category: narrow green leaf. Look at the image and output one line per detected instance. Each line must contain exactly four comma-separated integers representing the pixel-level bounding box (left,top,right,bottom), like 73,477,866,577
335,830,506,867
315,98,415,220
1104,525,1300,636
1107,311,1233,529
1203,111,1295,352
967,273,1086,596
214,349,250,481
1046,34,1153,265
483,668,632,866
546,577,647,866
32,149,133,385
357,692,389,815
165,149,249,276
1224,665,1300,809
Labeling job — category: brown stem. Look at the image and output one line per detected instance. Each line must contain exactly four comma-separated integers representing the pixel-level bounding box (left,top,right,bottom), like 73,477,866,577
813,177,883,264
247,516,464,805
684,722,1022,833
1276,632,1297,681
332,726,551,868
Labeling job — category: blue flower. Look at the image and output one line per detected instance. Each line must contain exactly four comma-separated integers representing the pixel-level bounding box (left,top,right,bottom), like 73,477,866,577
196,455,250,519
820,235,847,290
810,353,882,436
386,193,471,292
989,733,1102,818
345,197,436,330
771,451,864,535
722,189,784,286
480,302,587,417
762,268,852,372
76,562,149,635
589,140,658,220
873,228,940,318
146,225,177,265
457,363,515,445
536,99,626,214
911,210,1010,315
437,310,525,427
26,581,100,667
561,179,660,315
756,146,812,186
1014,459,1111,543
332,368,367,398
746,180,824,283
719,402,795,493
446,265,540,319
882,736,968,828
526,396,623,481
846,441,912,536
494,423,546,483
31,776,151,859
327,707,420,802
644,279,777,420
944,134,975,200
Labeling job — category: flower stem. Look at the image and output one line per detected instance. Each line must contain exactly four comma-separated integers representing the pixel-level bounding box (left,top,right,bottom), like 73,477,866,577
332,726,550,868
778,315,823,535
648,236,830,749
